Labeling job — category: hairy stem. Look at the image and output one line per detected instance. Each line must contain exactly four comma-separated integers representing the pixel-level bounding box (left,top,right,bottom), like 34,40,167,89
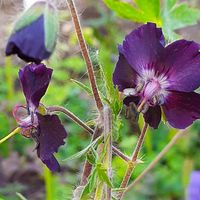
0,127,21,144
67,0,103,112
80,124,103,186
124,129,188,195
48,106,130,163
117,123,148,200
48,106,93,134
103,106,112,200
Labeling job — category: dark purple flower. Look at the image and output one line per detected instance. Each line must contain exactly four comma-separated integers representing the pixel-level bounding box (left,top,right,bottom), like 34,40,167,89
5,1,58,63
187,171,200,200
113,22,200,129
14,63,67,172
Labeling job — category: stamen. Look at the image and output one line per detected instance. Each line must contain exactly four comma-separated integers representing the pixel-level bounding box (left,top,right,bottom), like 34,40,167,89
123,88,137,96
137,99,147,113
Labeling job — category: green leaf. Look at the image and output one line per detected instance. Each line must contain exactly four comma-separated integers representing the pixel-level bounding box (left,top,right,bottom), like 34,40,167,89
134,0,160,20
103,0,161,25
71,79,93,96
162,0,200,41
14,2,44,32
80,169,97,199
96,164,113,188
63,136,103,161
80,184,90,200
44,3,59,52
86,147,98,165
89,168,97,192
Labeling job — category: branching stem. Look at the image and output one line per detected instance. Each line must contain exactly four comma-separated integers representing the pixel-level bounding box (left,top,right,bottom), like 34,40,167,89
124,129,188,195
48,106,130,163
117,123,148,200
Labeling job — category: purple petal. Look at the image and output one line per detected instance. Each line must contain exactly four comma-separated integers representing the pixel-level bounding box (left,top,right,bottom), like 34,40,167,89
187,171,200,200
36,113,67,172
40,155,61,172
163,40,200,92
113,52,138,91
5,15,51,63
124,96,161,129
144,106,161,129
162,91,200,129
120,23,165,75
19,63,52,108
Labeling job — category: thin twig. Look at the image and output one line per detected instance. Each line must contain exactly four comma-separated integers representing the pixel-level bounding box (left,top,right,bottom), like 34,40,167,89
124,129,188,195
117,123,148,200
67,0,103,112
48,106,130,163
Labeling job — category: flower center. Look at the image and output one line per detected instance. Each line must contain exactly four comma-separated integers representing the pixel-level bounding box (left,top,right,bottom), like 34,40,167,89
139,69,169,106
123,69,169,108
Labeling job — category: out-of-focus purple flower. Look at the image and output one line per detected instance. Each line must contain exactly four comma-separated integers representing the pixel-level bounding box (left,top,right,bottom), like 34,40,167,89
13,63,67,172
187,171,200,200
113,22,200,129
5,1,58,63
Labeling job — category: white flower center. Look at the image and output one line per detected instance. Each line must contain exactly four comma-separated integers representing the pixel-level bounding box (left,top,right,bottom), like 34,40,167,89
123,69,169,106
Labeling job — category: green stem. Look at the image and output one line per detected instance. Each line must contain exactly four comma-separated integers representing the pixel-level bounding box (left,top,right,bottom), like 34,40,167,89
117,123,148,200
44,166,53,200
103,106,112,200
94,181,104,200
0,127,21,144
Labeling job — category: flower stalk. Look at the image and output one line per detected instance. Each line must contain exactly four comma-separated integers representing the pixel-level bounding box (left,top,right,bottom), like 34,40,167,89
66,0,103,112
0,127,21,145
124,129,189,195
117,123,148,200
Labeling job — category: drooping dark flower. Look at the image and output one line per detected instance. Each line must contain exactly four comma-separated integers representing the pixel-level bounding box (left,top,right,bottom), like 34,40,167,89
13,63,67,172
187,171,200,200
5,1,58,63
113,22,200,129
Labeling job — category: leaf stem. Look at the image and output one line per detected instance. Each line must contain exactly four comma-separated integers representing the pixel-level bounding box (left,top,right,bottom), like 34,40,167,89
66,0,103,112
117,123,148,200
47,106,130,163
124,129,188,195
0,127,21,145
47,106,93,134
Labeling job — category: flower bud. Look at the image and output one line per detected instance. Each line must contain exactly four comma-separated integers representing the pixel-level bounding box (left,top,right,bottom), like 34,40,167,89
5,1,59,63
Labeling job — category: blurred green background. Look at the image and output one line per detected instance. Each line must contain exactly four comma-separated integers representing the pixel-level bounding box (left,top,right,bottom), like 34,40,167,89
0,0,200,199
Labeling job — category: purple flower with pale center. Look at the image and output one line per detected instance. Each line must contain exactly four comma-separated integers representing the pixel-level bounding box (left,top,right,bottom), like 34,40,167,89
187,171,200,200
113,22,200,129
13,63,67,172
